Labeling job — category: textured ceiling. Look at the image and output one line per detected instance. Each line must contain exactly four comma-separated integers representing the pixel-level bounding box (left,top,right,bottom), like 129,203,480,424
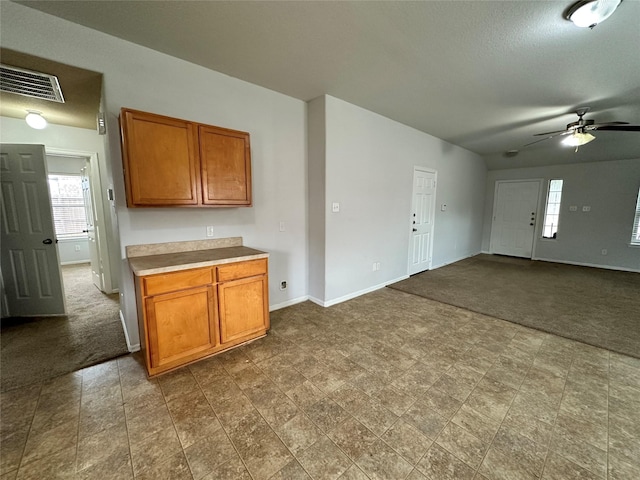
14,0,640,169
0,48,102,130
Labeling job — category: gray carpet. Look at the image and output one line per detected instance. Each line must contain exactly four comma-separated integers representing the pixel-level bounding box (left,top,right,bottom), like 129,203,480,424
388,255,640,359
1,264,128,392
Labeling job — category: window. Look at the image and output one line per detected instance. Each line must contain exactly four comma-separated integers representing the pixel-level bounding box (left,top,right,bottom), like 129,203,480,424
632,187,640,246
542,179,563,239
48,174,87,238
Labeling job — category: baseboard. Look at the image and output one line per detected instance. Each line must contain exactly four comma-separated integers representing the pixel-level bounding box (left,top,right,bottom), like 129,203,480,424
60,260,91,266
532,257,640,273
320,275,410,308
430,251,481,270
119,310,140,352
269,295,309,311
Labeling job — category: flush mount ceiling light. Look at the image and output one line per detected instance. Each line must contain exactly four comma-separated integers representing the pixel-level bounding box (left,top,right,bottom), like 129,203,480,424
25,110,47,129
565,0,622,28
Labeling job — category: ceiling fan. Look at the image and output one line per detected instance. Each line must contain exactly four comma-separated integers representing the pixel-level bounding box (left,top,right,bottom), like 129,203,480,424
521,107,640,151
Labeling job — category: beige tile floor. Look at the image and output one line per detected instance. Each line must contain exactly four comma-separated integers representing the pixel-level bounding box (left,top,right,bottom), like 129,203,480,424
1,288,639,479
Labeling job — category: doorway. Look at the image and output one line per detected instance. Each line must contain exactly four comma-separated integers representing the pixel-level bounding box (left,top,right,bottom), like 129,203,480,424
46,148,109,293
490,180,542,258
408,167,437,275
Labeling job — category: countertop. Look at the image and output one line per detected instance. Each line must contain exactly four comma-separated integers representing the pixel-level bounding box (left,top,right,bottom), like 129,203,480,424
128,245,268,276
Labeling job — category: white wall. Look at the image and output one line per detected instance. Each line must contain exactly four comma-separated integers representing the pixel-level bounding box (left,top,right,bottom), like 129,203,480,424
307,97,326,302
481,158,640,271
57,239,90,265
311,96,487,304
1,2,308,349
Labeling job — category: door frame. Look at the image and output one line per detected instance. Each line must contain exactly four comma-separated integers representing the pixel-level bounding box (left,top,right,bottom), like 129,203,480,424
46,147,115,294
407,166,437,275
489,179,544,258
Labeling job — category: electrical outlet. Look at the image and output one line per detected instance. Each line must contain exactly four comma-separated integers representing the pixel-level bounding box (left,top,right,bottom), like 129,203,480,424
601,249,608,255
332,202,340,213
376,262,381,271
280,281,287,290
74,245,81,252
582,206,591,212
372,262,377,271
279,221,285,232
206,226,214,237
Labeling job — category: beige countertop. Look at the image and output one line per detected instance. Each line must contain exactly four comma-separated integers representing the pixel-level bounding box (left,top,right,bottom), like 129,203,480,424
128,245,268,276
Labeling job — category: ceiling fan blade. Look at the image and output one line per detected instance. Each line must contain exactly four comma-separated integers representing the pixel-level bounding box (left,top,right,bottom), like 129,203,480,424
521,131,569,148
592,125,640,132
533,129,569,136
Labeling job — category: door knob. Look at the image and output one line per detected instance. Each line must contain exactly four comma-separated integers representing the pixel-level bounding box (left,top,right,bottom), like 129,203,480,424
412,228,417,232
530,223,534,226
42,238,53,244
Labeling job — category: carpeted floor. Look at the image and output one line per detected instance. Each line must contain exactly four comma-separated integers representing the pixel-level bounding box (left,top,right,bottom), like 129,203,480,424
0,263,128,392
389,254,640,359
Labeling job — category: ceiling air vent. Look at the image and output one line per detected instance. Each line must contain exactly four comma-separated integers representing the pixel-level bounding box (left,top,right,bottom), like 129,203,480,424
0,64,65,103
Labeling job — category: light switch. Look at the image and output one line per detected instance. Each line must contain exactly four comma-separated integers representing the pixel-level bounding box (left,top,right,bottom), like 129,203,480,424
332,202,340,213
279,221,285,232
441,204,447,211
206,226,214,237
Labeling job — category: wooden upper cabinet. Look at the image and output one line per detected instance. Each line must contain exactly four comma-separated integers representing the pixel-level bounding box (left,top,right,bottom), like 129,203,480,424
200,125,252,206
120,109,200,207
120,108,252,208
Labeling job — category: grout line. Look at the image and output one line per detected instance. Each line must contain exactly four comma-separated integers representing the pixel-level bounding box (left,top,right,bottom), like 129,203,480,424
115,358,136,479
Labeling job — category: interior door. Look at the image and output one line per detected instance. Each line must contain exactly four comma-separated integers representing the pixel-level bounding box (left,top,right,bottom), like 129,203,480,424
81,161,103,290
408,168,436,275
490,180,541,258
0,144,66,316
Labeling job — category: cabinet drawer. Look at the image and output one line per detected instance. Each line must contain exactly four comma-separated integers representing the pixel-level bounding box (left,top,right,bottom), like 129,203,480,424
217,259,267,282
143,267,213,296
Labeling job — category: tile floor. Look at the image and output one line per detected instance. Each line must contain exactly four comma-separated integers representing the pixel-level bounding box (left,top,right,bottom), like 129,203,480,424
1,288,639,479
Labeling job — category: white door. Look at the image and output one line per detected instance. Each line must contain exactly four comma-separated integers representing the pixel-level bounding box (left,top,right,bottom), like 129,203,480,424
490,180,541,258
0,144,66,316
81,161,103,290
408,168,436,275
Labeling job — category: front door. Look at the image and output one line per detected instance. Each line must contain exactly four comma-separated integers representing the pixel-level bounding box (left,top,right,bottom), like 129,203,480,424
0,144,66,316
490,180,541,258
408,168,436,275
81,161,103,290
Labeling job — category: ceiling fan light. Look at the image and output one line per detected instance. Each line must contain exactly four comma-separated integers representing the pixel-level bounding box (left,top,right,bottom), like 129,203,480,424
566,0,622,28
562,131,596,147
25,111,47,129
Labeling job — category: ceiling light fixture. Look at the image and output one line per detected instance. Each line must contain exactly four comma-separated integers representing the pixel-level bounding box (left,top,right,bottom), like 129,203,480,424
565,0,622,28
562,131,596,148
25,110,47,130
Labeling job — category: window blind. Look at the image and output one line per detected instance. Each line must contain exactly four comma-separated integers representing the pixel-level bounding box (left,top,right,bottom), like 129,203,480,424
48,174,88,238
632,188,640,246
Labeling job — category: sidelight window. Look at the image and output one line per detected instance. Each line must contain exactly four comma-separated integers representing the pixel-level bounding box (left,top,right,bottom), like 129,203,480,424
48,174,88,238
542,179,563,239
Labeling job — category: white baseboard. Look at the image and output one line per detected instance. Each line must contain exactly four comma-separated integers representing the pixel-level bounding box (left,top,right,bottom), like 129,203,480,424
60,260,91,266
317,275,410,308
532,257,640,273
430,251,481,270
119,310,140,352
269,295,310,311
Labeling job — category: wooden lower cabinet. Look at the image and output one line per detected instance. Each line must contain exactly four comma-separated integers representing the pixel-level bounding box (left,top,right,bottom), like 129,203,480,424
145,285,218,370
218,275,269,343
135,259,269,376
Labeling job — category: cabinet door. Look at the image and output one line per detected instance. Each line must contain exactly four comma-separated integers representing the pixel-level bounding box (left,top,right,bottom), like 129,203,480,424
218,275,268,344
199,125,252,206
145,285,217,369
121,109,200,206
